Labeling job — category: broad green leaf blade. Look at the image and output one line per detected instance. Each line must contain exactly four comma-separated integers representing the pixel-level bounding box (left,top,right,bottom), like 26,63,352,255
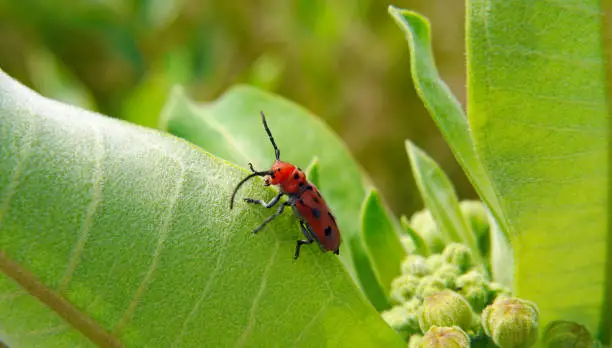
0,70,403,347
304,156,321,188
122,49,192,128
468,0,608,334
388,7,507,237
406,141,483,267
399,215,430,257
0,271,94,347
361,190,407,301
488,211,513,288
346,235,391,311
160,84,396,305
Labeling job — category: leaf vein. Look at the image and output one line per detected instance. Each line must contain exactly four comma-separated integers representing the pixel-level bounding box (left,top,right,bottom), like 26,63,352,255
501,174,603,185
171,197,237,346
310,248,356,317
496,117,606,134
498,0,599,15
0,289,25,300
186,103,251,166
59,126,105,292
498,149,603,164
113,155,186,334
0,121,34,228
488,43,601,65
489,86,603,108
0,251,121,347
235,239,280,348
293,296,332,345
544,0,599,15
14,324,68,338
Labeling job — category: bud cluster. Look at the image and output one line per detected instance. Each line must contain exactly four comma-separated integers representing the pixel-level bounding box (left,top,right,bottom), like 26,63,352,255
379,201,590,347
381,241,509,343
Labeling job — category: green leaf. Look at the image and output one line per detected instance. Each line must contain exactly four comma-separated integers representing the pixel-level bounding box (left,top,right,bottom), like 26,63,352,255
360,190,407,300
467,0,608,334
304,156,321,188
405,141,483,267
489,212,513,288
388,7,507,237
346,235,390,312
159,84,393,304
122,49,193,128
399,215,430,257
0,70,403,347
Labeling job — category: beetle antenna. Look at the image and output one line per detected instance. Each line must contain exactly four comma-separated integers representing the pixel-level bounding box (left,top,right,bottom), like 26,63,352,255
260,111,280,160
230,170,273,209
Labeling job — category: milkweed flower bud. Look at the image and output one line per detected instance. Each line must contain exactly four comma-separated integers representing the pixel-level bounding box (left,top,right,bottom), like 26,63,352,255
400,235,416,253
419,290,473,332
422,326,470,348
416,275,447,299
390,274,420,304
458,285,488,312
456,270,487,288
408,334,423,348
481,296,539,348
410,209,446,254
459,200,489,238
542,320,598,348
434,263,461,288
426,254,445,271
442,243,473,272
469,313,483,337
381,306,420,340
402,255,431,277
459,200,491,259
456,270,488,311
403,297,422,312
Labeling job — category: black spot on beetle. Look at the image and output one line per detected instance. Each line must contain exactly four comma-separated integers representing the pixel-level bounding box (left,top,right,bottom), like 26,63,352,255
294,173,299,179
324,226,332,237
299,182,304,187
305,185,313,191
311,207,321,218
298,198,305,206
313,197,319,203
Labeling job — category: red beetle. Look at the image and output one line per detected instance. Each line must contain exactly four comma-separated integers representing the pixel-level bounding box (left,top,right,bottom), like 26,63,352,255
230,112,341,259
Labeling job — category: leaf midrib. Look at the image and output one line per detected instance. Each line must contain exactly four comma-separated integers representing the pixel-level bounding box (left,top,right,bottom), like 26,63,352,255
0,251,122,347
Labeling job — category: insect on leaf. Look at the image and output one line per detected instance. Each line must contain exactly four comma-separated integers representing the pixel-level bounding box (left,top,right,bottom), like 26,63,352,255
0,69,403,347
160,85,398,309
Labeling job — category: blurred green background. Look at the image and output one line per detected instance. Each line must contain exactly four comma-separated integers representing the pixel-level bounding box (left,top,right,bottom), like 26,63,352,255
0,0,475,217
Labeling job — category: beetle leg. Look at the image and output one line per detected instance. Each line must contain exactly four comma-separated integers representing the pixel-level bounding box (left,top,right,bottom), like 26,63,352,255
294,221,315,260
252,201,292,233
243,192,283,208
